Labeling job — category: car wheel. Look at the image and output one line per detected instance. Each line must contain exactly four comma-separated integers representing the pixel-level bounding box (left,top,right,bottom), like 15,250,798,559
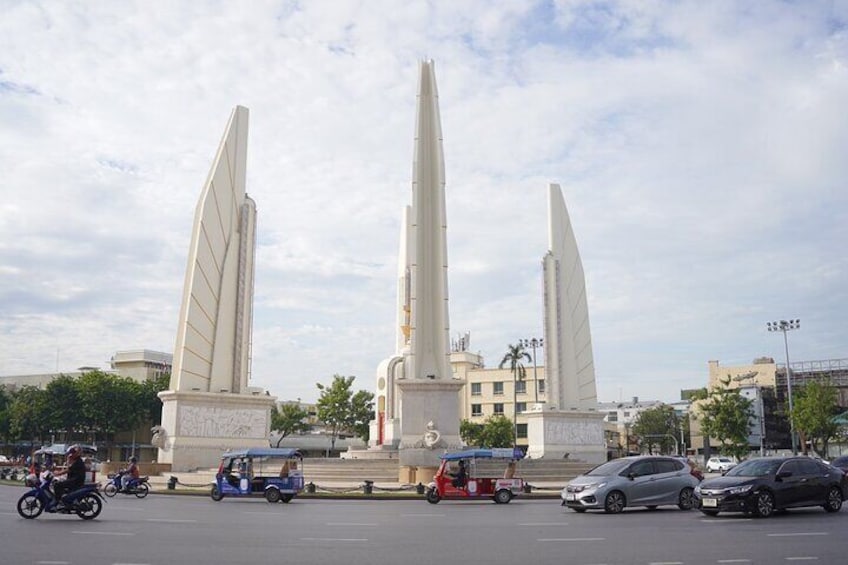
210,485,224,501
604,491,626,514
753,491,775,518
678,487,695,510
824,486,843,513
265,488,281,503
494,489,512,504
700,509,719,517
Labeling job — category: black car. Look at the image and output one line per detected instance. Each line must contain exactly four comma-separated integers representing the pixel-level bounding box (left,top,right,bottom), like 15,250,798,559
694,456,847,518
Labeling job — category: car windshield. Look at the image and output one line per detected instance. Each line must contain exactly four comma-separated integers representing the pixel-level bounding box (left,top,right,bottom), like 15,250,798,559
724,459,781,477
585,459,633,477
832,456,848,466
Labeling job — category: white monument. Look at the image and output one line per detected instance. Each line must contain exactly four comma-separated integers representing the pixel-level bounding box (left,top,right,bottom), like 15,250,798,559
525,184,605,463
370,61,463,479
157,106,275,471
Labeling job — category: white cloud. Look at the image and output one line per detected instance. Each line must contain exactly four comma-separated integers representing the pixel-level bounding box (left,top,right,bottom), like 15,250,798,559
1,1,846,403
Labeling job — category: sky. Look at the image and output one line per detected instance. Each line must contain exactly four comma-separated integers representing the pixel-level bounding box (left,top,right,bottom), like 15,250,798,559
1,1,846,405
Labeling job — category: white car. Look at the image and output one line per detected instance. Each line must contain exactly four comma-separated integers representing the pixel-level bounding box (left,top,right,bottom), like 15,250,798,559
706,456,736,473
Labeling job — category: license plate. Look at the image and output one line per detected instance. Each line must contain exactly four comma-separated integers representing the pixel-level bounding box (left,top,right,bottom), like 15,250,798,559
702,498,718,508
566,494,576,501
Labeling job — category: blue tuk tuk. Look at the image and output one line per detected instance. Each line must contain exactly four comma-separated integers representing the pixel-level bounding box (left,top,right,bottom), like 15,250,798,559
210,448,304,503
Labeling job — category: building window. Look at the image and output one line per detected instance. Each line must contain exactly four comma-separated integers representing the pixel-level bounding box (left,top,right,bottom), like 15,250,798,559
493,382,504,395
624,411,630,417
470,382,481,396
537,379,545,394
607,412,618,422
515,380,526,394
471,404,482,417
516,423,528,439
493,403,504,415
515,402,527,414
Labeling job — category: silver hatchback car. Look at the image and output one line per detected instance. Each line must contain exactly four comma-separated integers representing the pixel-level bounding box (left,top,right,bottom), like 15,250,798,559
561,456,701,513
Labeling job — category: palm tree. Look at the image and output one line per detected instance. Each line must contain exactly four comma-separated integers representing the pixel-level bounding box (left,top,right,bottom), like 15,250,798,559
499,343,531,447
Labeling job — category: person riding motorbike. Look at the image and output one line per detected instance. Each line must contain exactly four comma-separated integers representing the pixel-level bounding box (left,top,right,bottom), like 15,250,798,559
121,456,140,491
52,445,86,507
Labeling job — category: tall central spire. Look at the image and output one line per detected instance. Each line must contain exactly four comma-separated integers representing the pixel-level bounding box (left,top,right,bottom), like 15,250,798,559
408,59,451,381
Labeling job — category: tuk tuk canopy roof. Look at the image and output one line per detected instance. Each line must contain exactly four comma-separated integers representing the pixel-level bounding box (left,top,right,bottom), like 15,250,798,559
221,448,302,460
34,443,97,456
440,448,524,461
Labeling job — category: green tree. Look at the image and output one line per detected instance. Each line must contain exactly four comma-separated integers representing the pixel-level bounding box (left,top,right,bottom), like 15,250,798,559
792,380,840,458
694,377,754,460
9,385,50,445
77,370,144,445
0,386,12,443
139,373,171,425
499,343,530,386
479,415,515,448
44,374,82,442
316,375,374,455
271,403,310,447
460,419,485,446
632,404,681,454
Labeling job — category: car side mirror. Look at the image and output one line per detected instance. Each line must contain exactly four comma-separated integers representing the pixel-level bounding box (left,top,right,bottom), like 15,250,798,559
627,472,636,480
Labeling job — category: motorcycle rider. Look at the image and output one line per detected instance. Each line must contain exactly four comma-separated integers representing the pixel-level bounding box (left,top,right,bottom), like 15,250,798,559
121,456,140,491
52,445,86,507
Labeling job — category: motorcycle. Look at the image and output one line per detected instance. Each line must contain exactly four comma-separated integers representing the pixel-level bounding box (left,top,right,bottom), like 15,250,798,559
17,471,104,520
103,470,149,498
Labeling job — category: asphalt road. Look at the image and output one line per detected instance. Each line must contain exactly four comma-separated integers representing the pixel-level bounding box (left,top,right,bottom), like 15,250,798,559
1,485,847,565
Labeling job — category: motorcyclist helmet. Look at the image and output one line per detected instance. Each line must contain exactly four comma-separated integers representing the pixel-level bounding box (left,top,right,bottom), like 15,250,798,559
65,445,81,458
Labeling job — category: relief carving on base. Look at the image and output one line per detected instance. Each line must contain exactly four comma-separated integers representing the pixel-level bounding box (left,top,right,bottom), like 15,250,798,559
178,405,266,438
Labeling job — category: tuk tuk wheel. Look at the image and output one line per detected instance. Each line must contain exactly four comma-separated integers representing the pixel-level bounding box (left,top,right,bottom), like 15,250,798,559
265,488,282,503
210,485,224,501
425,488,441,504
280,493,294,503
494,489,512,504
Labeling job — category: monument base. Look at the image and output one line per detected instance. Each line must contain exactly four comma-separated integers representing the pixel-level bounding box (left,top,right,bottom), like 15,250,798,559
525,408,606,464
156,390,275,471
396,379,464,468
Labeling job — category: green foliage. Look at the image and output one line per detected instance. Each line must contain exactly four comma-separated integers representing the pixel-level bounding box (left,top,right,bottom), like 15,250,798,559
460,419,485,446
499,343,530,382
271,403,310,447
460,416,515,448
316,375,374,453
45,375,81,440
139,373,171,425
632,404,681,454
0,385,14,442
695,377,754,460
9,385,50,444
792,380,840,458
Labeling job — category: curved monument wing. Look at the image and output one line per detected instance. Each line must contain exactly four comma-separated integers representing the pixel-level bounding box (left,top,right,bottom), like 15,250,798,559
171,106,253,394
543,183,597,410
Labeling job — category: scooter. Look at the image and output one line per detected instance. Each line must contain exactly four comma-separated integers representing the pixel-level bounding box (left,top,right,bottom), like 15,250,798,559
17,471,104,520
103,470,149,498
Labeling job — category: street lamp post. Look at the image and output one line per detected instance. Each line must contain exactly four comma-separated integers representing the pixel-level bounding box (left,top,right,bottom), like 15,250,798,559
519,338,543,404
767,319,800,455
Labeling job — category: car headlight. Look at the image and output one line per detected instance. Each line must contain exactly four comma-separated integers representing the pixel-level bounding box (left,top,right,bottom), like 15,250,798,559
726,484,753,495
694,485,701,495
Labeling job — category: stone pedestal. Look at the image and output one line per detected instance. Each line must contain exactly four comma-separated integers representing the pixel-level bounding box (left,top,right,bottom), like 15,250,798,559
396,379,463,469
525,409,605,464
156,390,275,471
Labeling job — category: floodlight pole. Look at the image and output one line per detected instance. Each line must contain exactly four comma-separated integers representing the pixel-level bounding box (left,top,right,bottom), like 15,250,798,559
767,319,800,455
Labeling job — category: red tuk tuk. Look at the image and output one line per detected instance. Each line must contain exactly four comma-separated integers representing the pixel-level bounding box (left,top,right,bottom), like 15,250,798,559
426,448,525,504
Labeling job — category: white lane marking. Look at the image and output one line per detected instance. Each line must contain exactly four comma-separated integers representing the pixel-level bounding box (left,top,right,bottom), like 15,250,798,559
145,518,198,523
326,522,378,526
649,562,684,565
36,562,70,564
786,558,819,562
400,513,444,517
718,560,752,563
72,531,135,536
113,563,152,565
520,522,569,526
700,519,752,523
300,537,368,542
0,512,20,516
767,532,828,537
537,537,605,542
